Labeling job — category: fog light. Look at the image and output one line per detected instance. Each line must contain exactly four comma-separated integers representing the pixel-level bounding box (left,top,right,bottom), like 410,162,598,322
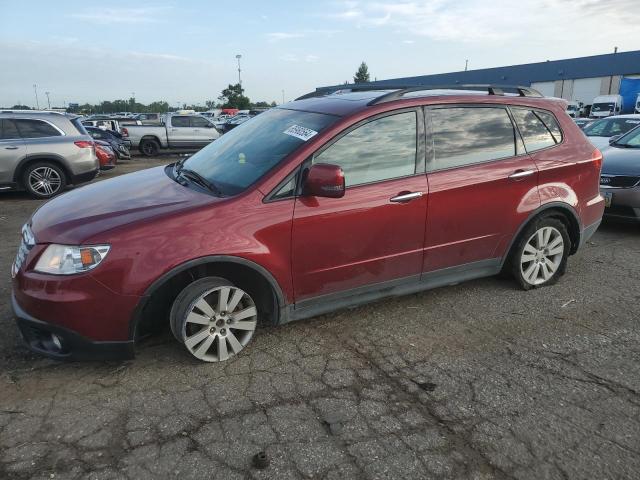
50,333,63,352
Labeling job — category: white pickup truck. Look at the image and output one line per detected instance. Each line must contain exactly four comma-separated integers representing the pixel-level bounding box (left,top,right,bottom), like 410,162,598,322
122,114,220,156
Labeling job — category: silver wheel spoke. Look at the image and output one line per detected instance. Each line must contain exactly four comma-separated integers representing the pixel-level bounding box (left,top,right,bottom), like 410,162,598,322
186,311,210,325
218,287,230,312
185,327,210,349
233,306,257,321
193,335,215,359
536,229,545,248
547,235,562,251
226,330,243,353
227,289,244,312
195,298,215,317
542,227,552,247
540,262,552,280
521,253,536,263
229,320,257,331
217,336,229,361
523,243,537,255
548,245,563,256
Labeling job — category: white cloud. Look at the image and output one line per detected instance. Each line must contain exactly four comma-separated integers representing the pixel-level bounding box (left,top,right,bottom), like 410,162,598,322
70,7,171,25
267,32,305,42
279,54,320,63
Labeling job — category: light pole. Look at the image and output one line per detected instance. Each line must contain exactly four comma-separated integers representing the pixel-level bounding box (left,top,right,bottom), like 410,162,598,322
45,91,51,109
465,59,469,71
236,54,242,86
33,84,40,109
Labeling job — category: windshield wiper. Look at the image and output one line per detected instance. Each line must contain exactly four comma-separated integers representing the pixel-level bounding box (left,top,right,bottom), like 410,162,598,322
178,168,223,196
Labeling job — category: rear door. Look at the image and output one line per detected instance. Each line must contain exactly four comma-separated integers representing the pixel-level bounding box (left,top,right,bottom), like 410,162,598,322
423,105,540,273
190,115,218,146
167,116,194,147
291,109,428,302
0,119,27,185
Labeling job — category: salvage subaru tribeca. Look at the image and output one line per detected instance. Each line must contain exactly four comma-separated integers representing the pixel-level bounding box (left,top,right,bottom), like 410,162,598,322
11,86,605,362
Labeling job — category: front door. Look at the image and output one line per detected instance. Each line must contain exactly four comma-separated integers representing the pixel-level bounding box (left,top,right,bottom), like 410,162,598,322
291,109,428,302
423,106,540,272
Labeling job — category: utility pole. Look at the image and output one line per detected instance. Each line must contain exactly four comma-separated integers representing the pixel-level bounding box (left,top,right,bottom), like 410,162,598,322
236,54,242,85
465,59,469,71
33,84,40,109
45,91,51,109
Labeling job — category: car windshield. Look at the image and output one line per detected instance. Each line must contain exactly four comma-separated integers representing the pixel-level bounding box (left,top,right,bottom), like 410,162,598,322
591,102,614,113
178,108,338,196
614,125,640,148
583,118,640,137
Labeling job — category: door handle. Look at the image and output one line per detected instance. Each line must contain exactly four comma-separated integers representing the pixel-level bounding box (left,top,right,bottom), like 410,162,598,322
4,146,19,150
390,191,423,203
508,170,534,180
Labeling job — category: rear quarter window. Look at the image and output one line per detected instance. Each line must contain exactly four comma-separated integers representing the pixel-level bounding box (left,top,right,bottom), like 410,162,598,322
15,119,62,138
511,109,562,152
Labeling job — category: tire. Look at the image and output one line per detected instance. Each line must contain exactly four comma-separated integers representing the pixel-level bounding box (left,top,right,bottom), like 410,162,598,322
170,277,258,362
509,215,571,290
22,162,67,199
139,139,159,157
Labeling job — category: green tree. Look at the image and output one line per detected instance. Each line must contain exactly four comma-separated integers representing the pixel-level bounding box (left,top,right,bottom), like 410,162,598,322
11,104,31,110
252,101,270,108
218,83,251,109
353,61,371,83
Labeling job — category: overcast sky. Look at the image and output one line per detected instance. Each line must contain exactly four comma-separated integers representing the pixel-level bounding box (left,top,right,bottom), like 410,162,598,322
1,0,638,108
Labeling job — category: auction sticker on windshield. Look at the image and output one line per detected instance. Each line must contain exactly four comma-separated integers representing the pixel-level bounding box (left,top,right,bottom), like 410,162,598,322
283,125,318,141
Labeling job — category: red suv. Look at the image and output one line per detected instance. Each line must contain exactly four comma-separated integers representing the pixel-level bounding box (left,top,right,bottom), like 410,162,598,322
11,86,604,362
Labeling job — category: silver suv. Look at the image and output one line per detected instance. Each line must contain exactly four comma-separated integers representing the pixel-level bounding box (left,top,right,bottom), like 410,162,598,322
0,111,99,198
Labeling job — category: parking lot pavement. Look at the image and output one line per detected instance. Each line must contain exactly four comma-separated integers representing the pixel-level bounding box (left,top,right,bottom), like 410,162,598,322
1,158,639,480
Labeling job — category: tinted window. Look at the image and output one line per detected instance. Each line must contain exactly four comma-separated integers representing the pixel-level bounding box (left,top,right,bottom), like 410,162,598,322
430,107,516,170
15,119,61,138
583,118,640,137
314,112,417,187
182,108,336,196
172,116,190,127
1,119,20,140
190,116,210,128
512,109,562,152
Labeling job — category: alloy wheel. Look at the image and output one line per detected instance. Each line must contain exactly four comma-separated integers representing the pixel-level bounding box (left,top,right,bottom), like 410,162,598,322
181,286,257,362
28,167,62,196
520,226,564,285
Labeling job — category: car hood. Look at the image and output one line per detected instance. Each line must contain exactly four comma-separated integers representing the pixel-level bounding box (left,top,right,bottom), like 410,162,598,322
30,166,216,244
601,146,640,176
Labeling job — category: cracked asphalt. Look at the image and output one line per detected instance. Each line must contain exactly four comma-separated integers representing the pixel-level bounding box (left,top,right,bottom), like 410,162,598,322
1,157,639,480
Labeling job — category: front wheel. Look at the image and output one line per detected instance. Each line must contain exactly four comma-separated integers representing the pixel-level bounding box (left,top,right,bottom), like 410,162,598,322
510,216,571,290
170,277,258,362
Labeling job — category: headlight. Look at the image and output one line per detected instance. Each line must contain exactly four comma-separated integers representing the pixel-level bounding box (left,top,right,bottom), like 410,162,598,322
34,244,110,275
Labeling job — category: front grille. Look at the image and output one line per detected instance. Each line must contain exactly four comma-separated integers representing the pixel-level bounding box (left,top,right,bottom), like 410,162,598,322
600,175,640,188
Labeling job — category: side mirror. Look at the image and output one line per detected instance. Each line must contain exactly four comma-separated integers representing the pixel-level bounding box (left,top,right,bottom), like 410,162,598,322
303,164,345,199
609,134,622,145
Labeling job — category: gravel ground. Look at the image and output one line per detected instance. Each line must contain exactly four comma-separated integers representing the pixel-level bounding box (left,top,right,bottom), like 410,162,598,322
1,156,639,480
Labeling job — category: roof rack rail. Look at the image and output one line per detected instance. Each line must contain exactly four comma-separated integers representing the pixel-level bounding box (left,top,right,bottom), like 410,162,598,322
295,84,543,104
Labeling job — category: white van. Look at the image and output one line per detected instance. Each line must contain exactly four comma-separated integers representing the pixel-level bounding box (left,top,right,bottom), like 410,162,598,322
566,101,582,118
590,94,623,118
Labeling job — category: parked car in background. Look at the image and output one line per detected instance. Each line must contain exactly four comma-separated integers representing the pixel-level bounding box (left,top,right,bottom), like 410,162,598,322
590,94,624,118
94,140,117,170
218,114,251,133
132,113,161,124
11,85,604,362
0,110,98,198
582,114,640,149
574,118,594,130
566,101,582,118
122,113,220,156
600,125,640,222
85,126,131,160
83,118,125,134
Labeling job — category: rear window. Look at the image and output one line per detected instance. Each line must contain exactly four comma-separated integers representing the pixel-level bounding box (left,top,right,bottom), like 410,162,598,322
15,119,62,138
429,107,517,171
512,109,562,152
0,119,20,140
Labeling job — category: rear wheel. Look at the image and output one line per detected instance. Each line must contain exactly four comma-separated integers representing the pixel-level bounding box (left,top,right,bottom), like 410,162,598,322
139,139,159,157
170,277,258,362
510,216,570,290
23,162,66,199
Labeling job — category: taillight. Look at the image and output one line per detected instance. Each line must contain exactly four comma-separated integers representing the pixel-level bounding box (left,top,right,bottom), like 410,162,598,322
74,140,94,148
592,148,603,173
121,127,129,137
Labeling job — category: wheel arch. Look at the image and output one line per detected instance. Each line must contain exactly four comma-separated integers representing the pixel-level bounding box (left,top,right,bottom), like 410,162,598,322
501,202,582,269
129,255,287,341
13,155,73,186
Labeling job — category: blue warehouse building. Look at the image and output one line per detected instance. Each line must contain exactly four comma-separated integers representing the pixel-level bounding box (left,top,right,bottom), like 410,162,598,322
317,50,640,107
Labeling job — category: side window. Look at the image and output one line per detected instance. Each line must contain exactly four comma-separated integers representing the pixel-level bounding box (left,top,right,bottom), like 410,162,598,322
1,119,20,140
429,107,516,171
271,174,298,200
190,116,210,128
172,116,190,127
14,119,62,138
313,111,417,187
512,109,561,152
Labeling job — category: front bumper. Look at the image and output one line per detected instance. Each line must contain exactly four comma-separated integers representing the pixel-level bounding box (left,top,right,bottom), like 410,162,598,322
12,293,134,360
601,185,640,222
